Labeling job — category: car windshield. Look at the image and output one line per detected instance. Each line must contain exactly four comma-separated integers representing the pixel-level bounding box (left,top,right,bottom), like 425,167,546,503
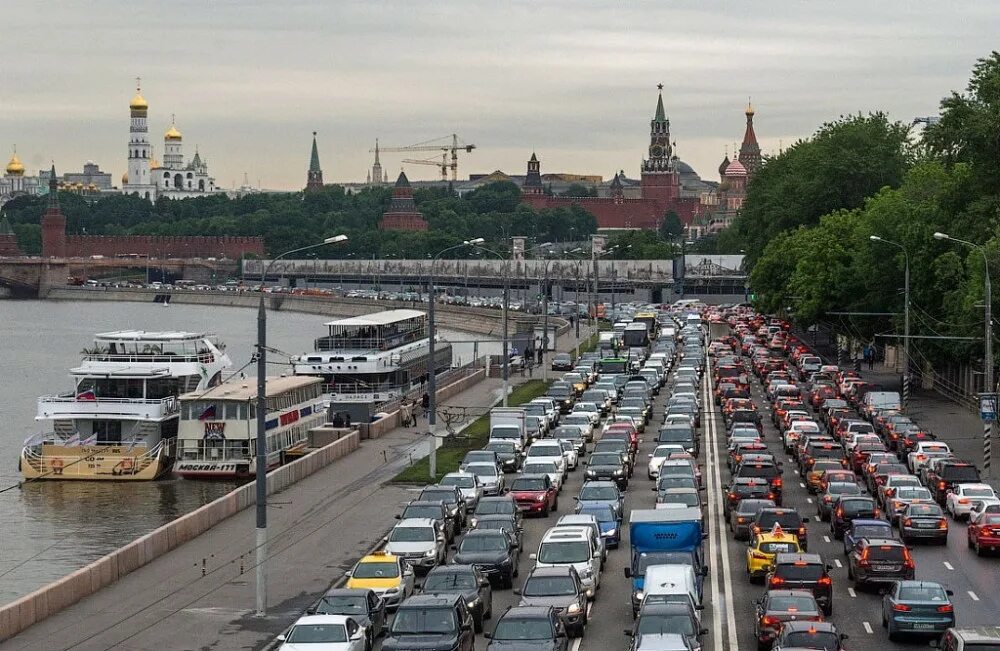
777,563,824,580
659,476,697,490
869,545,905,561
579,486,619,501
528,446,562,458
739,465,778,479
475,500,515,515
465,452,494,463
661,493,700,507
784,631,840,650
964,487,995,497
285,623,348,643
352,561,398,579
492,618,554,641
403,506,442,520
423,572,477,591
896,488,931,500
853,523,891,537
908,504,944,517
468,464,498,478
391,607,458,634
757,512,801,529
841,499,875,514
485,442,515,454
898,585,948,601
389,527,435,543
636,613,696,636
315,595,367,615
737,500,775,515
442,476,475,488
524,463,556,474
460,534,507,552
523,575,578,596
579,505,616,521
828,483,861,496
590,453,622,466
538,540,591,563
636,553,693,574
659,429,693,442
943,466,981,481
420,490,456,504
769,594,817,611
512,478,546,491
759,541,798,553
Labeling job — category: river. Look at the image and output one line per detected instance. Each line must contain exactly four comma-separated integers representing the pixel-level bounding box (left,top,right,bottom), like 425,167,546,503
0,299,498,605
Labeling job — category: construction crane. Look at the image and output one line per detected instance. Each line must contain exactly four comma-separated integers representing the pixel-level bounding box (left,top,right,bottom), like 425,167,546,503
373,134,475,182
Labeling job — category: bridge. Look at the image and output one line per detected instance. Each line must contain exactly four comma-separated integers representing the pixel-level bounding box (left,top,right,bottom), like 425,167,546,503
0,257,238,297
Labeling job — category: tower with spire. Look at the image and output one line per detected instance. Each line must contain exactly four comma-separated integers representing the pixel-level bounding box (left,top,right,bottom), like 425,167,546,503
163,115,184,170
522,152,544,195
124,78,156,200
41,164,67,258
371,140,384,186
738,100,762,174
306,132,324,191
640,84,680,204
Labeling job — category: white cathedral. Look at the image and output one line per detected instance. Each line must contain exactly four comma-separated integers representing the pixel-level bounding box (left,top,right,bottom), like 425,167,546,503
122,83,221,201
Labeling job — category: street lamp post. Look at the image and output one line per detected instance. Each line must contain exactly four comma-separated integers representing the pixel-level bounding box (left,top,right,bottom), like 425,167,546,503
870,236,911,405
470,242,516,406
427,239,484,479
934,232,993,479
255,234,347,616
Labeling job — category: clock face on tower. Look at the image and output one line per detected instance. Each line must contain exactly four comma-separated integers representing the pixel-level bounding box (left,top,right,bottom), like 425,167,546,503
651,145,663,158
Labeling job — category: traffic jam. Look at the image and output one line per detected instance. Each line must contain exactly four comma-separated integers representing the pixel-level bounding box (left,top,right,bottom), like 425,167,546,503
273,304,1000,651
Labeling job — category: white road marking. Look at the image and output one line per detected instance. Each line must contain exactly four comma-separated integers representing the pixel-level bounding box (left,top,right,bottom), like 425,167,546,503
943,561,954,570
848,587,857,598
833,559,843,568
823,535,831,543
814,515,822,522
793,469,799,475
787,458,793,463
799,482,806,488
570,638,582,651
969,591,980,601
806,497,813,504
863,621,873,634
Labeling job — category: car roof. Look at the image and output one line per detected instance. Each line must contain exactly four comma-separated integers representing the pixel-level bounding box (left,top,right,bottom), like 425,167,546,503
501,605,555,619
399,594,462,607
637,602,697,616
395,518,438,528
322,587,374,598
765,589,820,600
427,564,477,576
526,565,578,578
780,620,839,633
292,614,354,625
405,500,446,509
774,552,823,565
479,495,516,504
862,537,904,546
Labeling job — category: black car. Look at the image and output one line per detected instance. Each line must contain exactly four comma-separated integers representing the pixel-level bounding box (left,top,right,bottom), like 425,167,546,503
753,589,824,651
656,425,698,455
547,383,576,414
847,538,915,588
551,353,574,372
486,605,570,651
927,460,982,503
514,566,588,637
451,529,519,588
730,498,777,541
485,439,523,473
383,594,476,651
422,565,493,633
584,452,630,490
733,462,783,505
307,587,387,647
829,496,879,540
766,553,833,615
472,513,524,549
471,496,523,530
772,620,847,651
418,485,467,531
626,601,707,650
724,478,776,517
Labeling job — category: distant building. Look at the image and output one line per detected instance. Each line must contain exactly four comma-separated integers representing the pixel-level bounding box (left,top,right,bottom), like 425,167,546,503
367,139,386,186
62,161,113,190
0,215,22,256
122,81,221,201
0,150,45,208
378,171,428,231
306,131,324,191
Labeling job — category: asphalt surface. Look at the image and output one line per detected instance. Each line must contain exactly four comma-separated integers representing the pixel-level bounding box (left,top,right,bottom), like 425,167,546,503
707,351,1000,651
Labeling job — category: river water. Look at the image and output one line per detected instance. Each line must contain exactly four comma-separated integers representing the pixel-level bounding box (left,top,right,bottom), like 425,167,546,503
0,299,498,605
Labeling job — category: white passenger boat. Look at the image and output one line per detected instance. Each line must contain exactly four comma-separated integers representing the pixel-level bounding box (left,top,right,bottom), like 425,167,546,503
20,331,232,481
292,309,452,410
173,375,327,479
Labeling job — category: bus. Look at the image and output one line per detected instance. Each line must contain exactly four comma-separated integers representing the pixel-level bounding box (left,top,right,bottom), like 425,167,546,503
623,322,650,348
598,357,630,375
633,312,658,336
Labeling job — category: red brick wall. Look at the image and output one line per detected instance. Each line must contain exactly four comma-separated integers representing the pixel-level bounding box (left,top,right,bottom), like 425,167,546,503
63,235,265,259
0,234,22,256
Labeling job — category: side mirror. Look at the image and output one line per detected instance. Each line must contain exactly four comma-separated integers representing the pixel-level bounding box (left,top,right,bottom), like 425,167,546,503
826,564,833,571
946,589,954,596
623,567,633,578
841,634,850,641
529,553,537,560
276,634,286,642
394,514,402,519
483,632,492,640
344,570,352,577
623,629,634,637
878,588,887,595
696,604,705,610
701,564,709,575
648,453,654,458
700,628,709,636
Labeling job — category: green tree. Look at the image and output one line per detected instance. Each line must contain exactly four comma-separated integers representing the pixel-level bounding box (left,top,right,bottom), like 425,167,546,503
658,210,684,239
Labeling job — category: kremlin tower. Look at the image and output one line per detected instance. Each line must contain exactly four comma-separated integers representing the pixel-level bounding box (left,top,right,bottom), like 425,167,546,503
738,101,762,173
123,80,156,199
306,132,324,191
41,165,67,258
379,171,428,231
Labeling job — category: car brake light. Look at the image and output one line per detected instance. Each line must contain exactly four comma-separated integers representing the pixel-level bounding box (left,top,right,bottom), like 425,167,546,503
903,518,912,527
858,548,870,567
937,604,954,613
939,481,946,490
958,498,970,504
939,519,948,530
818,576,832,586
893,603,912,612
737,517,746,523
798,526,807,536
769,576,785,587
903,548,915,570
761,615,780,627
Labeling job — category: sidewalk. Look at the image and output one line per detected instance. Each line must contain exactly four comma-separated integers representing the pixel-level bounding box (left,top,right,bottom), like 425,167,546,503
5,329,585,651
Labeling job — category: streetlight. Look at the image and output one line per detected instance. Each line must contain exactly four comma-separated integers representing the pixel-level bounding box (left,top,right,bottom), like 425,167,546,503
870,235,911,405
427,238,483,480
255,234,347,616
934,231,994,479
470,242,517,406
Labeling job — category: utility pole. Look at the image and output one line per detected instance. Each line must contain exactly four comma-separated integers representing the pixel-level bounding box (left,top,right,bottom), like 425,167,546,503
870,236,911,405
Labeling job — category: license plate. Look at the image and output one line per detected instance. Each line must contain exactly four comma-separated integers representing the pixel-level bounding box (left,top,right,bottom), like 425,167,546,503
913,623,935,630
916,522,935,528
872,564,900,572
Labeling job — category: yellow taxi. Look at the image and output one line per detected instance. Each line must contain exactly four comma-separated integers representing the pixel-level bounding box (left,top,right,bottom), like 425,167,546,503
345,550,414,610
746,524,801,583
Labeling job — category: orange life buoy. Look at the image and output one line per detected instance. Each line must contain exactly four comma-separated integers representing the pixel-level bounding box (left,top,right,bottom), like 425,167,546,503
51,458,64,475
121,458,134,472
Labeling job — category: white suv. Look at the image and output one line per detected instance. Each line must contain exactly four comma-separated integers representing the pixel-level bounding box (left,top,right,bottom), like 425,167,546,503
530,526,601,598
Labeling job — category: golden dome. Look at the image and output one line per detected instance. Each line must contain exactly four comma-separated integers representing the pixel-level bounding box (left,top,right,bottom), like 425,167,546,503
121,171,129,184
745,100,755,117
130,91,148,111
164,124,182,140
6,151,25,176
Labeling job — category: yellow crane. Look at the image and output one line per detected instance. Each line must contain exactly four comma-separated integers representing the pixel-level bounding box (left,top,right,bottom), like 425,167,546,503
373,134,475,182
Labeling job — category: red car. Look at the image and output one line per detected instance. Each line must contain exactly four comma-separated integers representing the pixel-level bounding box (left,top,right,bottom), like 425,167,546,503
967,513,1000,555
604,424,639,453
509,473,558,516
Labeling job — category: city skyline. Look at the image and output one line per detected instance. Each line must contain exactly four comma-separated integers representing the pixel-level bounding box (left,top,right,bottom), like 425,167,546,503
3,1,999,190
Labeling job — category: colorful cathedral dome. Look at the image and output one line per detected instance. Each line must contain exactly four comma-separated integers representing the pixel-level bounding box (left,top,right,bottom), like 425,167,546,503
724,158,748,177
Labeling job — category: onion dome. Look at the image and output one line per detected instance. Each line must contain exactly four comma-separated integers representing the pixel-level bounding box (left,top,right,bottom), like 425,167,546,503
121,171,129,184
724,158,748,177
6,151,25,176
130,89,148,111
745,100,755,117
718,154,730,176
164,124,182,140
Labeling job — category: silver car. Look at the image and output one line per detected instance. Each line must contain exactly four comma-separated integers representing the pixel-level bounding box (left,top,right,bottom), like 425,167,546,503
383,518,446,573
465,462,505,496
441,471,484,512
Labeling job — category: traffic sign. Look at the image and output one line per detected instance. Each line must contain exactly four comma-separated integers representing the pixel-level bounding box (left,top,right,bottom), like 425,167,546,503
980,392,997,422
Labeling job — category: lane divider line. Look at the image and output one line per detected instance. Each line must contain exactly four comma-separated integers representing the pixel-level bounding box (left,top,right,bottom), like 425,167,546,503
704,372,725,651
833,559,843,568
848,588,857,598
823,536,831,543
799,482,806,488
706,364,738,650
969,591,980,601
863,622,873,634
943,561,954,570
806,498,813,504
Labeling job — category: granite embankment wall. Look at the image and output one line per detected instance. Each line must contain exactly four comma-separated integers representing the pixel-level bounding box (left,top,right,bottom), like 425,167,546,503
45,286,530,337
0,432,360,642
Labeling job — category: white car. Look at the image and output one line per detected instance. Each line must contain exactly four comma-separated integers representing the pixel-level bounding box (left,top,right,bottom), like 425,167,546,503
525,441,568,475
557,439,579,470
946,483,1000,520
907,442,952,473
522,460,564,492
783,421,819,452
571,402,601,426
647,444,685,479
278,614,367,650
440,471,484,510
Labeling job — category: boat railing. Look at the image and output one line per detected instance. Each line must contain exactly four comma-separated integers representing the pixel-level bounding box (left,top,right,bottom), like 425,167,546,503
180,440,249,462
314,328,425,352
80,352,217,364
39,395,179,410
322,381,396,395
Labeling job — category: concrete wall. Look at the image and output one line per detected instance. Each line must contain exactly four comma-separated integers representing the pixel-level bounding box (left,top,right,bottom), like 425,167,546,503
45,286,536,337
0,433,359,642
360,366,486,439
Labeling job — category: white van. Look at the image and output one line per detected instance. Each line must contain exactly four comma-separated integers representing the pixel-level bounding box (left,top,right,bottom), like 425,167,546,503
640,564,702,620
530,526,602,598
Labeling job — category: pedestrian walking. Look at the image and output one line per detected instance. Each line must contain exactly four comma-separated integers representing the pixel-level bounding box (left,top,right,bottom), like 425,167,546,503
400,400,413,428
536,348,543,365
421,392,430,419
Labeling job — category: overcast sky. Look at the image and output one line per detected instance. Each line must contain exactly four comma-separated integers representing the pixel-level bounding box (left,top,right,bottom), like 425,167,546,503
2,1,998,191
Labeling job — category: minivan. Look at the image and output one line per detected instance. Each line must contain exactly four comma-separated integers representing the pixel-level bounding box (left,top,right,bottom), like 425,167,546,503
639,563,703,621
530,527,601,598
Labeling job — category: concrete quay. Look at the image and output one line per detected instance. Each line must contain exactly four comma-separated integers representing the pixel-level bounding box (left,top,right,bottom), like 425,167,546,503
1,328,587,650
